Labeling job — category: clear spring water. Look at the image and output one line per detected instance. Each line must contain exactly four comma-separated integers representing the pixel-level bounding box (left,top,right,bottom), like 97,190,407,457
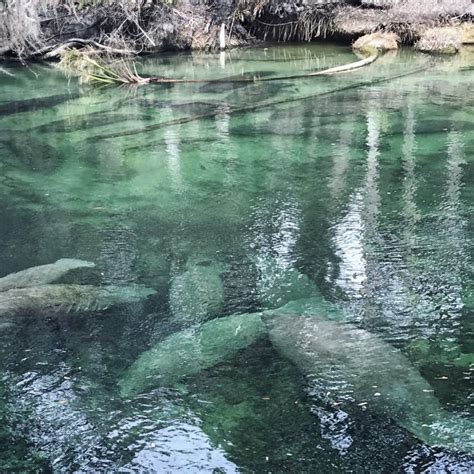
0,44,473,472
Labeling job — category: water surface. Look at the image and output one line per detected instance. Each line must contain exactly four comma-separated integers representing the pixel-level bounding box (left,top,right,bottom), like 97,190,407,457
0,44,473,472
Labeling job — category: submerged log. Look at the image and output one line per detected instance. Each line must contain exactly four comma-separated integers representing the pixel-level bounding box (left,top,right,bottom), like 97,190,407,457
90,64,429,141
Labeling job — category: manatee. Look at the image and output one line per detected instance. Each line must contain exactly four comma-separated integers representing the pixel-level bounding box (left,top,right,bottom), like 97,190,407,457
119,312,266,398
120,293,474,453
0,259,96,292
0,283,156,316
169,257,226,326
405,339,474,369
263,303,474,454
255,258,318,309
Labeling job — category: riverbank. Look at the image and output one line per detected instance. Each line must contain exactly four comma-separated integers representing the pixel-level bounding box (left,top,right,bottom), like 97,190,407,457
0,1,473,60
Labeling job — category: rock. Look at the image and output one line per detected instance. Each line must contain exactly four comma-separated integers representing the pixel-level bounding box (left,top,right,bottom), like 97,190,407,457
353,32,400,55
415,27,462,55
458,22,474,44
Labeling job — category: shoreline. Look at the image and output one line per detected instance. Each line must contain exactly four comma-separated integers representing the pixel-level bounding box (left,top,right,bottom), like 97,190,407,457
0,2,473,61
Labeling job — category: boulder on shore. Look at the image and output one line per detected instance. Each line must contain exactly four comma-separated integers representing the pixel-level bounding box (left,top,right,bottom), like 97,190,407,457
353,32,400,55
458,22,474,44
415,27,462,54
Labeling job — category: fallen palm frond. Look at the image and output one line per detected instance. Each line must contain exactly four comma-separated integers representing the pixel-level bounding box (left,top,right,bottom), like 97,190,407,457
58,47,149,85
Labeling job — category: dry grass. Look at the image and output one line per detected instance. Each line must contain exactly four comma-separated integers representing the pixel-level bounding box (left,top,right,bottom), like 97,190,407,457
415,27,462,54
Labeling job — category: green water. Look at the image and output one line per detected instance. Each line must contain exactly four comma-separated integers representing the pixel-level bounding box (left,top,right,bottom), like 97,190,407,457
0,44,473,471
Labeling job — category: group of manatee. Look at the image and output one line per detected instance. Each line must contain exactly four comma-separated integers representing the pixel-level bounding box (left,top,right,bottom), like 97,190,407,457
0,257,472,455
0,258,156,316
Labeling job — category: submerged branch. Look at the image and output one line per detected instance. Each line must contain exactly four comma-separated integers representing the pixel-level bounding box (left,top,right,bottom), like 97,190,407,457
90,65,429,141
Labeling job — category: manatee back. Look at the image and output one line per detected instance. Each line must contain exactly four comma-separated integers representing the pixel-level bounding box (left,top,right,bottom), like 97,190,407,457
169,260,225,325
0,259,95,292
266,313,441,422
119,312,266,397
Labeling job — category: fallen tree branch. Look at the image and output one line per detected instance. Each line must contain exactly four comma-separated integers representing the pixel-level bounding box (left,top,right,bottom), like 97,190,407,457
0,66,15,77
62,47,378,86
147,53,378,83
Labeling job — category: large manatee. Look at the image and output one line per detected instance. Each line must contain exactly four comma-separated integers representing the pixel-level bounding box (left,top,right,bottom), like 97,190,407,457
264,299,474,454
119,312,266,398
0,259,95,292
169,257,226,325
0,283,156,316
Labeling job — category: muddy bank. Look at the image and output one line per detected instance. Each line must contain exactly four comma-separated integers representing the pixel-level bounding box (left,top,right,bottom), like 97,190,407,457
0,1,473,59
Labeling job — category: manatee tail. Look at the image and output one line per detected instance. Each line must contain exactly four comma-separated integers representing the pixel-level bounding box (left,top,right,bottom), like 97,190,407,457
403,411,474,455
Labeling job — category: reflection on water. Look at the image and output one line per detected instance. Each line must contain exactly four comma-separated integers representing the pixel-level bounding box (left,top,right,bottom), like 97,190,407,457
0,44,473,471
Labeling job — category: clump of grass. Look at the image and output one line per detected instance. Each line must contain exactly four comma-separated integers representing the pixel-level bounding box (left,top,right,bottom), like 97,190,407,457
58,47,148,85
415,27,462,54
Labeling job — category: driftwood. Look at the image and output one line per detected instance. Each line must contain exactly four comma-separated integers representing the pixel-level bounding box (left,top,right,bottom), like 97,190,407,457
90,64,429,141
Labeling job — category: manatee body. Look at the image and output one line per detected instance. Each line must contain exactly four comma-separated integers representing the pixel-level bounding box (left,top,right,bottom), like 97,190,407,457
169,258,225,325
0,283,156,316
0,259,96,292
264,302,474,454
119,312,266,398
